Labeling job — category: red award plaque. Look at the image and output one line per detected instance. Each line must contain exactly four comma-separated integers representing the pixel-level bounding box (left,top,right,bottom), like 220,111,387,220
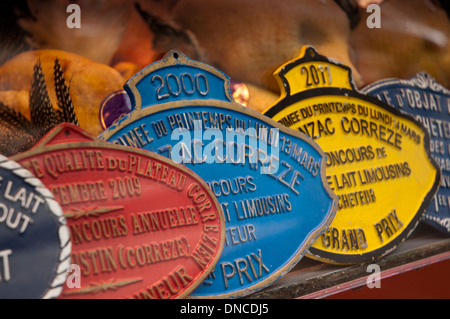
11,123,225,299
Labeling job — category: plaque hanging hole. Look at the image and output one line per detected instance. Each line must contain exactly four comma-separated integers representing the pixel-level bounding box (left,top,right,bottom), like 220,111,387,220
173,52,179,60
309,49,315,58
65,130,70,137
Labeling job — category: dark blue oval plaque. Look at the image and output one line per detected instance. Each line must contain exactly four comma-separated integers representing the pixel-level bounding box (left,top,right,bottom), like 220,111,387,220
0,155,70,299
99,50,338,298
363,73,450,235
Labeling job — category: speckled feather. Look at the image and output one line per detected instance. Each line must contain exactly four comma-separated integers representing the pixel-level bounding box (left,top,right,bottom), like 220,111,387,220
29,59,58,133
53,58,79,125
0,102,36,156
0,58,79,157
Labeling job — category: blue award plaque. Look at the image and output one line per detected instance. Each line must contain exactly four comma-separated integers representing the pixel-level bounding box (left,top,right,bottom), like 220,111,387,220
99,50,338,298
363,73,450,235
0,155,70,299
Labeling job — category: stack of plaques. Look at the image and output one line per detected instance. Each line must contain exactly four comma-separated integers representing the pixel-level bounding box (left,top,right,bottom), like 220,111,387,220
0,46,445,299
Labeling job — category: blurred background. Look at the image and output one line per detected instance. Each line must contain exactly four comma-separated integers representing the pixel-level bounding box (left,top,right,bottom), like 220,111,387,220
0,0,448,140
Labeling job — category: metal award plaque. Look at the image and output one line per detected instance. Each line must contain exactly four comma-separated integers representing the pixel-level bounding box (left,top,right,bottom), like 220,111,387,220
99,50,338,298
0,155,70,299
11,123,225,299
264,46,440,264
363,73,450,235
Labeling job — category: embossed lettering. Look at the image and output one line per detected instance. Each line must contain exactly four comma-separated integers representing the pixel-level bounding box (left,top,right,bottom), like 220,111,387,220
0,249,12,282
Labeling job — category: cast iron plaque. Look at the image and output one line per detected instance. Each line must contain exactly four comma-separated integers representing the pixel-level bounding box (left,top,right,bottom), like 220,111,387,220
12,123,225,299
363,73,450,235
0,154,70,299
99,50,338,298
264,46,440,264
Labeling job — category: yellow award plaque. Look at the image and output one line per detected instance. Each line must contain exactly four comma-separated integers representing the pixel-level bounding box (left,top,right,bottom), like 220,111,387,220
264,46,440,264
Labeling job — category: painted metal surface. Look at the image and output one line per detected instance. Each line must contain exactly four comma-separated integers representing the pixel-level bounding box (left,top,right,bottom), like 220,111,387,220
264,46,440,265
363,73,450,235
0,154,70,299
12,123,225,299
99,50,338,298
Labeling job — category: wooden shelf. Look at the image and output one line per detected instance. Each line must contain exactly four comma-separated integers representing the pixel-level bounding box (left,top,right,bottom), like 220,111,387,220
247,223,450,299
